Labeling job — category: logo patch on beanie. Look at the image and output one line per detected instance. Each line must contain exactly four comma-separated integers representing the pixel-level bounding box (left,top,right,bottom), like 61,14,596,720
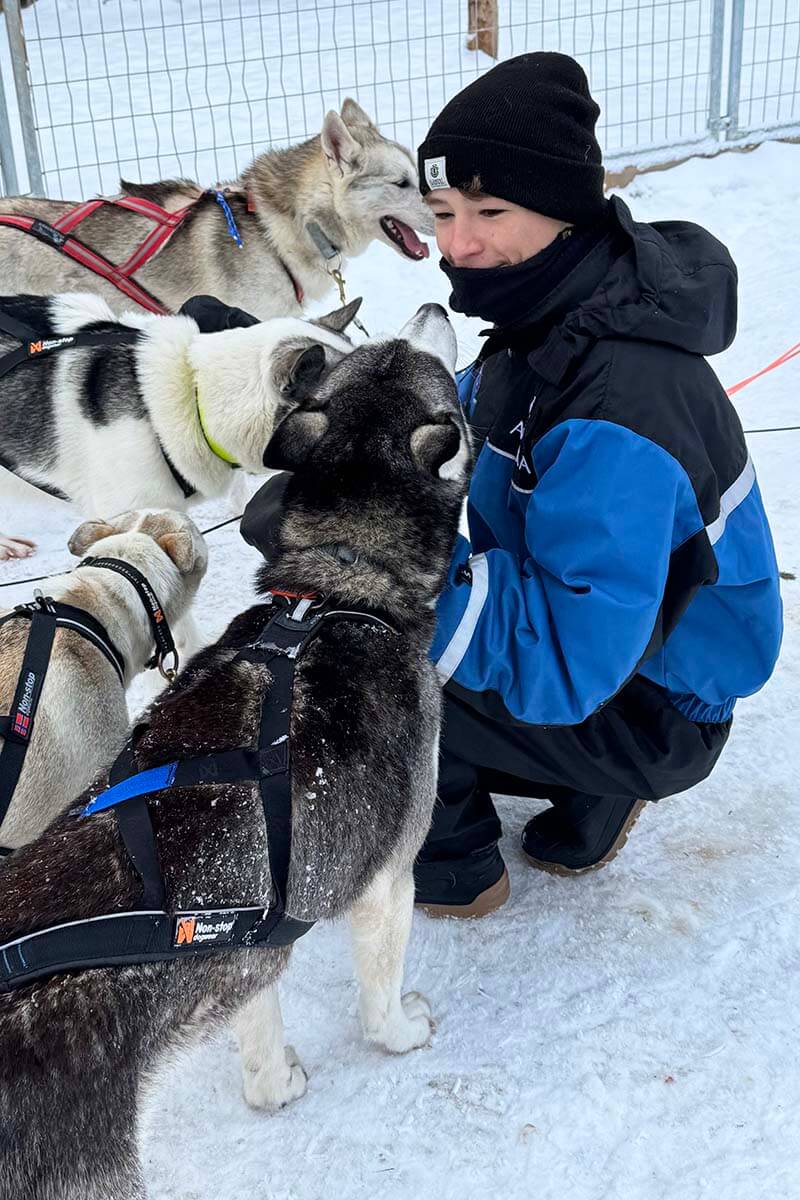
424,156,450,190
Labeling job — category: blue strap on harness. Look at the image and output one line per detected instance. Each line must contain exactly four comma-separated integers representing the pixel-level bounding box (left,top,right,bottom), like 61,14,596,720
210,190,243,249
83,763,178,815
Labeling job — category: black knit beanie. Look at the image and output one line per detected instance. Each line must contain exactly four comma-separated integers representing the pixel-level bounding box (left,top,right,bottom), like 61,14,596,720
417,52,606,224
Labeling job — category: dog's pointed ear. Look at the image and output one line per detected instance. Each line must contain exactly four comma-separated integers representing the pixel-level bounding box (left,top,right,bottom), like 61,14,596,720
321,110,360,175
264,410,329,471
316,297,362,333
410,418,462,476
68,518,116,557
137,512,208,576
277,342,327,403
340,98,378,134
156,530,205,576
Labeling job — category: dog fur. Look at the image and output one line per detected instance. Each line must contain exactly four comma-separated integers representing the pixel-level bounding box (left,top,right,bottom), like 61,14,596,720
0,304,469,1200
0,509,208,850
0,290,359,561
0,100,433,321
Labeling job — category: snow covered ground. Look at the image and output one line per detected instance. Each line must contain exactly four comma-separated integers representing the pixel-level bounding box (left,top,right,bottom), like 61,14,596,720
2,140,800,1199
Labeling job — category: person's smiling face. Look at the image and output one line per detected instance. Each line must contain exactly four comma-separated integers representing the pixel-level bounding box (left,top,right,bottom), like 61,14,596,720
425,187,569,268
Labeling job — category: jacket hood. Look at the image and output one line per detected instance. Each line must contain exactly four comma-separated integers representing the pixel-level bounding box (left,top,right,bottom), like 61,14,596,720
506,196,738,378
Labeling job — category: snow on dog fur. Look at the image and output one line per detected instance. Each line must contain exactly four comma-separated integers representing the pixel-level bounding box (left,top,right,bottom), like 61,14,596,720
0,303,470,1200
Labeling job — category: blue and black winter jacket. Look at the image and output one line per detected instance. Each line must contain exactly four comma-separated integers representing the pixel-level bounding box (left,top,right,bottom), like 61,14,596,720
432,197,782,727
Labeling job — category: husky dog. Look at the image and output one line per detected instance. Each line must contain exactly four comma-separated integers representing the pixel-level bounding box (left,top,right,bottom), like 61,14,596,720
0,304,469,1200
0,290,359,560
0,100,433,320
0,510,208,851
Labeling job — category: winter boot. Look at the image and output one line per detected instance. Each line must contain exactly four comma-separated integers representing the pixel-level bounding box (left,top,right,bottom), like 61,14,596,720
522,793,646,875
414,843,510,918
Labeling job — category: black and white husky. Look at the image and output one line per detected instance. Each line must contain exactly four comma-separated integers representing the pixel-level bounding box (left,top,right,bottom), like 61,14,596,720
0,304,470,1200
0,290,359,560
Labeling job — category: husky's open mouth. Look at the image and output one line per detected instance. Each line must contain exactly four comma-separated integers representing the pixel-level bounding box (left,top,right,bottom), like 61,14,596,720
380,216,430,261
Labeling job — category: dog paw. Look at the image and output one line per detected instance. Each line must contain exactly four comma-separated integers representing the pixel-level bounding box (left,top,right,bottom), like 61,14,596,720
374,991,434,1054
0,535,36,560
241,1043,308,1111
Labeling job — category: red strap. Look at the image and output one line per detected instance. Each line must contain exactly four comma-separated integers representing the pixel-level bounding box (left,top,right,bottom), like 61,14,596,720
0,192,297,312
117,214,190,277
60,238,170,314
54,194,194,231
287,268,304,307
110,195,194,225
269,589,319,600
0,213,36,234
52,199,105,234
48,195,196,280
727,342,800,397
0,205,182,314
0,215,170,314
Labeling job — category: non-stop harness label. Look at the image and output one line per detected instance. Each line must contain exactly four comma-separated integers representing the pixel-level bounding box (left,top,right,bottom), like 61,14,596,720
12,671,36,739
28,336,76,355
173,912,238,948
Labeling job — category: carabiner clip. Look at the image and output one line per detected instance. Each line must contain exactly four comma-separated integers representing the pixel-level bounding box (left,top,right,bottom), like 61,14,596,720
157,648,180,683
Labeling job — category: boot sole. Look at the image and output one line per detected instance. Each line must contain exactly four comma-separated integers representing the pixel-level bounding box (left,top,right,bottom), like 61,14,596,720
416,867,510,919
523,799,647,877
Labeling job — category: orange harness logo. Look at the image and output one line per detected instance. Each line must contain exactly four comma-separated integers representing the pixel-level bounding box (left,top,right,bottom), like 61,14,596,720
28,336,75,355
173,911,237,948
175,917,196,945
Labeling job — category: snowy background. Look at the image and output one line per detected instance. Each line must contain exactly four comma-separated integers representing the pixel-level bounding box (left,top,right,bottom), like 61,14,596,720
1,138,799,1199
1,0,798,198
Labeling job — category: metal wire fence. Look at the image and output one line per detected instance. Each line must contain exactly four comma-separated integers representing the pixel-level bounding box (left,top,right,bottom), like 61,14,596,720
731,0,799,139
0,0,798,199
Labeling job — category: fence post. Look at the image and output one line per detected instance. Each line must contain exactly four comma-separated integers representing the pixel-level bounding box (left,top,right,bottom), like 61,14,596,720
725,0,746,140
467,0,498,59
3,0,43,194
707,0,727,138
0,56,20,194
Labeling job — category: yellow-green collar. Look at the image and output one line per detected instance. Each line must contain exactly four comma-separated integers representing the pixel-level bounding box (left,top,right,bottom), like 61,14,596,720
194,384,239,467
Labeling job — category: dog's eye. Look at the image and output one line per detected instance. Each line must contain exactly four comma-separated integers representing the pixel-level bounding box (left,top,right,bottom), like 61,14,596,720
394,177,411,189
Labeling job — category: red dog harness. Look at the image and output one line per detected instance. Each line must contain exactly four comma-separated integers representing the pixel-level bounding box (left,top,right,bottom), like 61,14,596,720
0,190,304,315
0,194,199,314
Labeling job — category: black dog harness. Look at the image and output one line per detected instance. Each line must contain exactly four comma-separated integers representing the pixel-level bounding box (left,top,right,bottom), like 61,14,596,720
0,308,195,500
0,558,178,855
0,594,397,991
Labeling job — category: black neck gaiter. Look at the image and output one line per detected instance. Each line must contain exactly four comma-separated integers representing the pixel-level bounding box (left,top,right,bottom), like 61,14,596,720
440,219,609,329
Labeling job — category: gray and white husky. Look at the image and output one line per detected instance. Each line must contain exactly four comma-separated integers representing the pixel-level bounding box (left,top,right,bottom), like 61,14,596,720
0,510,208,851
0,304,470,1200
0,100,433,320
0,290,359,560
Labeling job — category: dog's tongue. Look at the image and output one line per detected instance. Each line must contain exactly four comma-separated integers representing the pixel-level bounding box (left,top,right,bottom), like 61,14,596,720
394,219,430,259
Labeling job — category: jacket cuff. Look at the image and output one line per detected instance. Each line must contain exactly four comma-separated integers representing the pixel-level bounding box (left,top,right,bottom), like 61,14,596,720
431,547,489,682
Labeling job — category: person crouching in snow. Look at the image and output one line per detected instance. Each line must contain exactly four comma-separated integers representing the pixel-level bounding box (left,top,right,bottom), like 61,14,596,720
412,51,783,916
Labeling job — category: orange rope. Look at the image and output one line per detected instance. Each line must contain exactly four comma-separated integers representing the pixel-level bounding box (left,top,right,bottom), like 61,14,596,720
726,341,800,397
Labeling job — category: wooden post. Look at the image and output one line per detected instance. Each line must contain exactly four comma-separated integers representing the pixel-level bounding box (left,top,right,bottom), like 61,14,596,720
467,0,499,59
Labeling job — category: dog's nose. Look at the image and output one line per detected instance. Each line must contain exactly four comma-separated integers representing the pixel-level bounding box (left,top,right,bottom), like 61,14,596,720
417,302,449,321
398,303,458,374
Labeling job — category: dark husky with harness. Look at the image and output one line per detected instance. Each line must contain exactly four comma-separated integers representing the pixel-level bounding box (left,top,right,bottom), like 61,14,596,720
0,304,468,1200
